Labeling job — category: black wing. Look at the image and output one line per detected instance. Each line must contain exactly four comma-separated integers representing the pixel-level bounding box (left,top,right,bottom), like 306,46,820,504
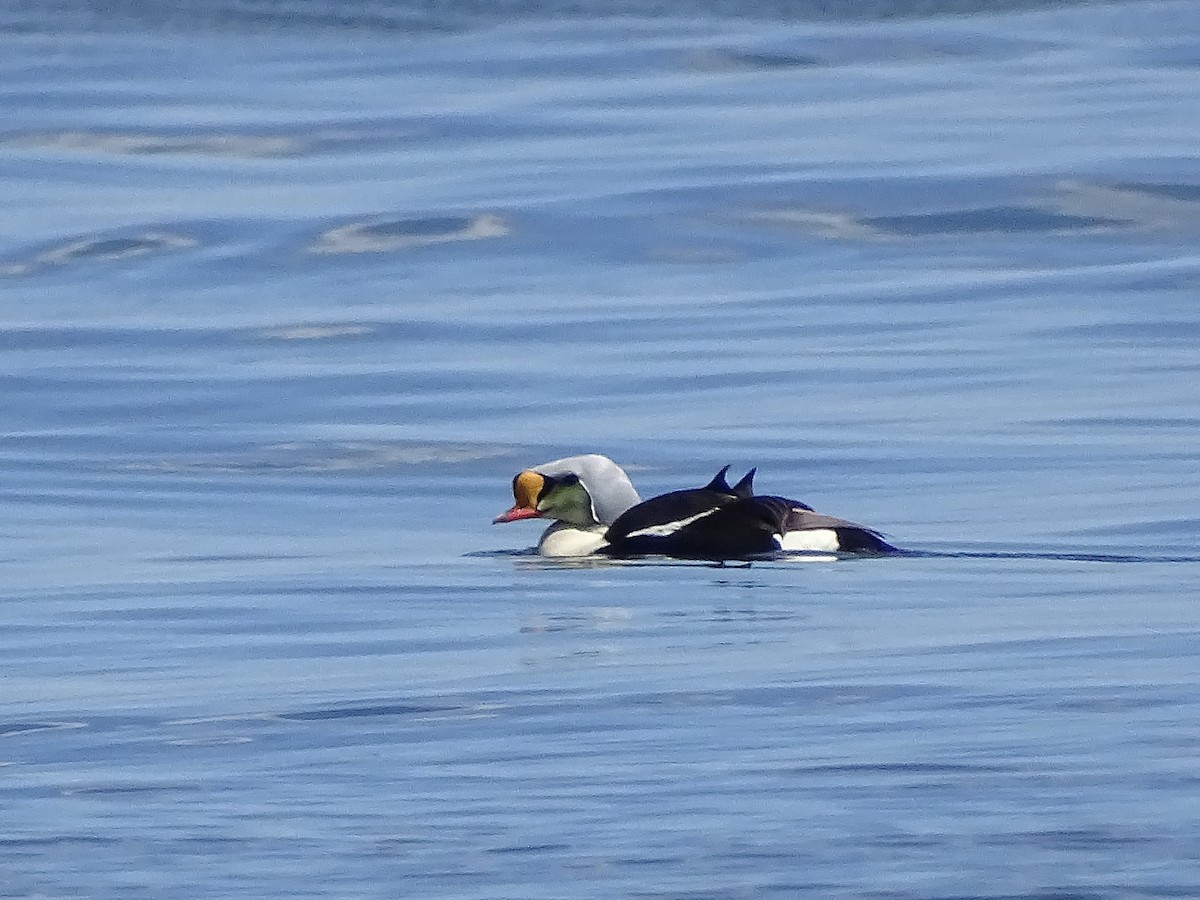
605,467,740,543
605,496,794,561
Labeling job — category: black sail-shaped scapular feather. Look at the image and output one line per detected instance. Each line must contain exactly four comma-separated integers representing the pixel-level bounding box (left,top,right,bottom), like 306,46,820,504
730,468,755,499
702,464,733,493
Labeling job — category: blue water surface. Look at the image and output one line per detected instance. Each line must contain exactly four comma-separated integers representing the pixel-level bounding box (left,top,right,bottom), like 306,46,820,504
2,0,1199,896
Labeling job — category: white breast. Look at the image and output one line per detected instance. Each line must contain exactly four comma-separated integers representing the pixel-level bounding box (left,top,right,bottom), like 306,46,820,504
538,522,608,557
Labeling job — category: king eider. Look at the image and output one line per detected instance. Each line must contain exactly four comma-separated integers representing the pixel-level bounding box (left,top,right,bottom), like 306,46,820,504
492,454,896,560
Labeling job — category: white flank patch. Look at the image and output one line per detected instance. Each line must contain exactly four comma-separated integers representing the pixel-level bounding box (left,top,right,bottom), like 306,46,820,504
625,506,721,539
778,528,840,552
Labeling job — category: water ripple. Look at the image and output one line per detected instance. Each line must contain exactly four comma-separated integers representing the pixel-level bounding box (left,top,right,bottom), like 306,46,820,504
1,231,196,276
309,213,508,254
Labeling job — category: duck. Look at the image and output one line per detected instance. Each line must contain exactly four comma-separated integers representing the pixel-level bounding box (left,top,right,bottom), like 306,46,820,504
493,454,896,560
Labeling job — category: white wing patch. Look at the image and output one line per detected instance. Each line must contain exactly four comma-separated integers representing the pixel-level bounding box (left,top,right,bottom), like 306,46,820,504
625,506,722,539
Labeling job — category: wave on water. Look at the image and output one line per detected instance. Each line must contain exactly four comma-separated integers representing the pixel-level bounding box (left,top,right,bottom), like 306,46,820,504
471,547,1200,565
6,177,1197,283
898,548,1200,564
743,180,1200,242
1,0,1125,34
115,441,517,475
0,721,87,738
310,214,509,255
0,130,306,159
1,232,196,277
